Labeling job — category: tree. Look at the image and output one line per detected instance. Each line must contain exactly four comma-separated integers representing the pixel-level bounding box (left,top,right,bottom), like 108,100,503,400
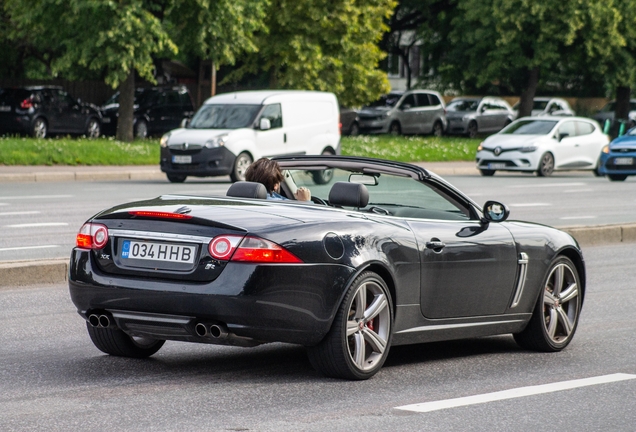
227,0,396,107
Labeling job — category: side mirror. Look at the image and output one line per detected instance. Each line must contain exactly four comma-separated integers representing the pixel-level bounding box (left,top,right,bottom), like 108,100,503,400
482,200,509,223
558,132,569,141
259,118,271,130
400,104,411,110
77,98,82,104
180,118,190,128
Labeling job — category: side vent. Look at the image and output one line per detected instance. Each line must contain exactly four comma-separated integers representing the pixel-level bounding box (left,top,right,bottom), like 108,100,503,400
510,252,529,308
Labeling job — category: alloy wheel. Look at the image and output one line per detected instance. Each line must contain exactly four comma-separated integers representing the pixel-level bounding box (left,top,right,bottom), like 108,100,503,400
541,262,580,345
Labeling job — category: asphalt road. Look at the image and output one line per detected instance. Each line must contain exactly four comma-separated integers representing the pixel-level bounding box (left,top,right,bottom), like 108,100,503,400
1,171,635,262
1,242,634,431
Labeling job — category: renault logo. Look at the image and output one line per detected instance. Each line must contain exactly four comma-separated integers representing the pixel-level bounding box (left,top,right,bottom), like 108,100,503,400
494,146,502,156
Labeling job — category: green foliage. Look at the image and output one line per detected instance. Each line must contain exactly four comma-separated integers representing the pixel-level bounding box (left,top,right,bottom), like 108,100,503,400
227,0,396,107
0,136,159,165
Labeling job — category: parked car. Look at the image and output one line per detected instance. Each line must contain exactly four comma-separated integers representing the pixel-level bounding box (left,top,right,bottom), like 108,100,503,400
592,100,636,131
160,90,341,183
475,116,608,176
101,86,194,138
356,90,447,136
68,155,585,380
598,126,636,181
0,86,101,138
513,97,575,117
446,96,515,138
340,107,360,136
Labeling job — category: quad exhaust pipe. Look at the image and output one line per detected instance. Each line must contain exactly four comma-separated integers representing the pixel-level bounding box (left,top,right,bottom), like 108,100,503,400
88,313,112,328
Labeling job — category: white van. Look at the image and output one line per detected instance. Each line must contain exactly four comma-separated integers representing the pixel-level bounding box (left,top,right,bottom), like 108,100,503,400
159,90,341,182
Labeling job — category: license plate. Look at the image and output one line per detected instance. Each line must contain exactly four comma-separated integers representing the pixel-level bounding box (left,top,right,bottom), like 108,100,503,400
101,117,111,123
614,157,633,165
488,163,506,169
0,106,11,112
172,155,192,164
121,240,196,264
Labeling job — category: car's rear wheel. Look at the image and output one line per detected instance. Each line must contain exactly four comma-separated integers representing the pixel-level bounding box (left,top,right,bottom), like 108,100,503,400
467,121,478,138
86,118,101,138
230,152,253,182
480,169,496,176
537,152,554,177
134,120,148,139
608,174,628,181
432,120,444,137
513,256,581,352
166,174,187,183
32,117,47,138
86,323,165,358
389,122,401,135
307,271,393,380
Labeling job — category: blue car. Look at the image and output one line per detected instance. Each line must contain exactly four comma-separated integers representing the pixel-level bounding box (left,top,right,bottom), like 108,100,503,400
599,127,636,181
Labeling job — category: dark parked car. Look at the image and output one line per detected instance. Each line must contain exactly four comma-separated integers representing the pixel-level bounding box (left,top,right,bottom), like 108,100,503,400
340,107,360,136
101,86,195,138
592,100,636,131
0,86,102,138
69,155,585,380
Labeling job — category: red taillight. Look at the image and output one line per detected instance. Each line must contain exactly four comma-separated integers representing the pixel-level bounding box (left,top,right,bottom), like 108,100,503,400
208,235,303,263
129,211,192,220
76,223,109,249
339,121,343,135
20,98,33,109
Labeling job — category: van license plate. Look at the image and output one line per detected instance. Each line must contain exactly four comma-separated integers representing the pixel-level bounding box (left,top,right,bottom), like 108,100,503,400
172,155,192,164
614,157,633,165
121,240,196,264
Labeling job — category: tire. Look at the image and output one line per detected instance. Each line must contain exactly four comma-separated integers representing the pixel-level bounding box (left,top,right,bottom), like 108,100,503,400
230,152,253,182
608,174,627,181
86,118,101,138
389,122,401,135
480,169,496,176
134,120,148,139
32,117,47,138
537,152,554,177
311,149,335,184
467,121,478,138
307,271,393,380
86,323,165,358
349,122,360,136
166,174,187,183
513,256,582,352
432,121,444,137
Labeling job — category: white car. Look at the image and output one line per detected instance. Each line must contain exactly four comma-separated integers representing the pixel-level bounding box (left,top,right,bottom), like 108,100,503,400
475,116,609,176
512,97,575,118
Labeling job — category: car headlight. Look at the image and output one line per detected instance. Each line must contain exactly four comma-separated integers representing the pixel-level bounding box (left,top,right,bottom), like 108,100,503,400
160,133,171,148
602,145,610,154
520,146,538,153
477,142,484,151
205,134,228,148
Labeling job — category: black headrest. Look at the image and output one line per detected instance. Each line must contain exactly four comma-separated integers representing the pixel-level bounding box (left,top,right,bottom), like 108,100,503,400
226,181,267,199
328,181,369,208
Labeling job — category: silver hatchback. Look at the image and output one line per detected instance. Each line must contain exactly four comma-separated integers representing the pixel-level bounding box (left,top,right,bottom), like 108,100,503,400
446,96,514,138
356,90,447,136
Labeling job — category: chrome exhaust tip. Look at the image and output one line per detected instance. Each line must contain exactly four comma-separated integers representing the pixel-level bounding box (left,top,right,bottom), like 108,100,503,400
209,324,228,339
195,323,208,337
98,315,110,328
88,314,100,327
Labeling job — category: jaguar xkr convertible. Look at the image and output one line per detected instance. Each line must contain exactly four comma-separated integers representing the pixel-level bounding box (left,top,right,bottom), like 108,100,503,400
69,156,585,380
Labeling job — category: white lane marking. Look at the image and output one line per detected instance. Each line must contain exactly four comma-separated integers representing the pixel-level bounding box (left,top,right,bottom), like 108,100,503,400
0,195,73,200
509,203,551,207
0,203,8,206
395,373,636,413
508,182,586,188
563,189,594,193
0,245,60,252
560,216,597,220
0,211,41,216
4,222,69,228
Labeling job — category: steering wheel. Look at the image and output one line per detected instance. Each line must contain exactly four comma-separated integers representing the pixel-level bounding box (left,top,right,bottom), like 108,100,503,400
368,206,391,215
311,196,328,206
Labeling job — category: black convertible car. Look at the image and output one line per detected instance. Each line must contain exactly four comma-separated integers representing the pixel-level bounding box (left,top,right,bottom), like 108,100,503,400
69,156,585,380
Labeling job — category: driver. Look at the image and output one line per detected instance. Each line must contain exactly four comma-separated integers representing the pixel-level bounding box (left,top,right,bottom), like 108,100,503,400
245,158,311,201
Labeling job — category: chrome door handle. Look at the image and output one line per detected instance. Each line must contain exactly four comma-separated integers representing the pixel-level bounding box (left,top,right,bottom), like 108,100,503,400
426,240,446,250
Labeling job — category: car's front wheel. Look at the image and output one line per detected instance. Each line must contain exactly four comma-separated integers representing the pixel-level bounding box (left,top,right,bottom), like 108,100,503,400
166,174,187,183
134,120,148,139
480,169,496,176
32,117,47,138
513,256,582,352
311,149,335,184
608,174,628,181
389,122,401,135
467,121,478,138
86,323,165,358
349,122,360,136
86,118,101,138
537,152,554,177
230,152,253,182
307,271,393,380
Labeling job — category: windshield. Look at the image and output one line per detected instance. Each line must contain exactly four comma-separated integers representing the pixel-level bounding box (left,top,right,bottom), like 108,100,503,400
365,93,402,108
500,119,558,135
189,104,262,129
104,89,156,106
447,99,478,112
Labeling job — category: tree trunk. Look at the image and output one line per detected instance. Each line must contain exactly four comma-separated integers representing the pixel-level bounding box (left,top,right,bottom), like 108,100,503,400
517,67,539,119
615,86,631,121
116,71,135,142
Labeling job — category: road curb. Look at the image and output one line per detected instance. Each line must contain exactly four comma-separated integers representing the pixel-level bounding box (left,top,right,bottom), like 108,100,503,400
1,223,635,288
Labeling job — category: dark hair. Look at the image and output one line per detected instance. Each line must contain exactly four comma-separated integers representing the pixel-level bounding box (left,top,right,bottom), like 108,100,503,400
244,158,284,193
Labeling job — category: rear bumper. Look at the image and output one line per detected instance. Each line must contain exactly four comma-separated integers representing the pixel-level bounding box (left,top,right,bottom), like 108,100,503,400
0,114,32,134
68,248,355,346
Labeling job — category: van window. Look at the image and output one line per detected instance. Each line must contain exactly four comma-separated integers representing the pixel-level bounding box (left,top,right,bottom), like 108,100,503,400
190,104,261,129
283,101,334,126
259,104,282,129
